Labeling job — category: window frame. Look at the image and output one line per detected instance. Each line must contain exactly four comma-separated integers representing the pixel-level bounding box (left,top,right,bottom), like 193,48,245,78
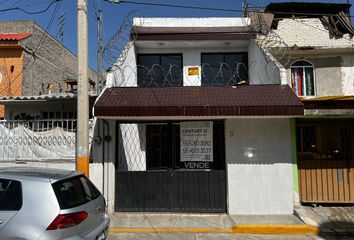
290,60,316,97
145,121,225,171
201,52,248,86
0,178,23,211
136,53,183,87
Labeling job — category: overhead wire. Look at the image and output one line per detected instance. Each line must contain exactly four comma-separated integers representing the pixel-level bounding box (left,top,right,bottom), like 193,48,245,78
0,0,61,14
0,0,21,16
0,0,62,95
104,0,354,18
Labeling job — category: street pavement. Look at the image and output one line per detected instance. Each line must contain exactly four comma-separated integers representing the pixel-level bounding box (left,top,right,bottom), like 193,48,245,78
107,233,353,240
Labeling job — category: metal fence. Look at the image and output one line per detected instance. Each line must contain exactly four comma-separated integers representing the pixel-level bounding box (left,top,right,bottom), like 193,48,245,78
0,119,77,162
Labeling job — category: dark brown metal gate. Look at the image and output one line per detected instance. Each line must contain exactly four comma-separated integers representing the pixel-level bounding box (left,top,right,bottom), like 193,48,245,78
115,121,227,212
297,119,354,203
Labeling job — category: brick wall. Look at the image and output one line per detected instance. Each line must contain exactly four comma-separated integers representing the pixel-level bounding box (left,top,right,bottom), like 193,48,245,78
273,18,354,48
0,20,97,96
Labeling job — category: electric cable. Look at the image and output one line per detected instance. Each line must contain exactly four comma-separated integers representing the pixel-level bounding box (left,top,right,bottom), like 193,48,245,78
0,0,62,95
104,0,354,18
0,0,61,14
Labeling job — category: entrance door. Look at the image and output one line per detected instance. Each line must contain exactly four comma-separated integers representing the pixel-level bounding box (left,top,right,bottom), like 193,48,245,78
297,119,354,203
115,121,226,212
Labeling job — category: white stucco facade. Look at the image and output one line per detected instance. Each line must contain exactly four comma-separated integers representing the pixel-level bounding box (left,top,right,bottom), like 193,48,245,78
108,40,283,87
225,119,294,214
341,54,354,96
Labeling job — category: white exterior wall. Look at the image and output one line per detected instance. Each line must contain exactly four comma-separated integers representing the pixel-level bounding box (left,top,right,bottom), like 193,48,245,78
106,42,137,87
225,119,293,214
107,40,286,87
91,119,116,213
118,124,146,171
273,18,354,48
248,40,282,85
341,54,354,96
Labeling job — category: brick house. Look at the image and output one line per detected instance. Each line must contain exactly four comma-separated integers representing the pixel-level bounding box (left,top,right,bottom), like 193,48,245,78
0,20,97,120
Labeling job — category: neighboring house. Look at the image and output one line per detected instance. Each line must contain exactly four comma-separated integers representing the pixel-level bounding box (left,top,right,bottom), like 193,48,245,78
264,2,354,205
0,20,97,120
0,21,97,168
93,17,304,214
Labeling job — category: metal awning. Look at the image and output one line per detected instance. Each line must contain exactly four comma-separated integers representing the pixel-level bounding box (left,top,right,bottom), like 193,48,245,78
0,93,97,104
94,85,303,118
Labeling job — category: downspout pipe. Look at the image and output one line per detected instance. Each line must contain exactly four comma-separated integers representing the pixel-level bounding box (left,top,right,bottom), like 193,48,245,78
102,119,110,211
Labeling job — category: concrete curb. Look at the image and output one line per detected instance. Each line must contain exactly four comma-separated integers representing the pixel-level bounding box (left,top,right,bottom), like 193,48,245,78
109,224,320,235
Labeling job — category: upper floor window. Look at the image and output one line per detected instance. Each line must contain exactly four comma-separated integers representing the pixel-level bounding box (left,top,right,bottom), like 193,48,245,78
137,54,183,87
201,52,248,86
291,60,315,97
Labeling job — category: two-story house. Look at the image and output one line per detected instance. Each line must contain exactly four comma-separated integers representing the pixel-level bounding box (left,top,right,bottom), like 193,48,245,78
93,17,305,214
264,2,354,206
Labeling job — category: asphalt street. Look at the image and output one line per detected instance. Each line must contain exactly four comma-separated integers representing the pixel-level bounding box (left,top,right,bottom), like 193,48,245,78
107,233,353,240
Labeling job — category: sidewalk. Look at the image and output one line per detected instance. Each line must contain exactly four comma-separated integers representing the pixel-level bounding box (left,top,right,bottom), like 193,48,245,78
295,206,354,235
108,213,318,235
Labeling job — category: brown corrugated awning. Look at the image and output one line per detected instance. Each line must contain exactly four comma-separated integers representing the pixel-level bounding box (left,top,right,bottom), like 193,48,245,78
131,26,257,41
94,85,303,118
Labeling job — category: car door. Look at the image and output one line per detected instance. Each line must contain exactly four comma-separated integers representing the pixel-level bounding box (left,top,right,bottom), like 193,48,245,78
0,178,22,232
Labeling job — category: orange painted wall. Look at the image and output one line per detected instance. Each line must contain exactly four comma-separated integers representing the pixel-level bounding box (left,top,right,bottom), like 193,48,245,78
0,45,24,119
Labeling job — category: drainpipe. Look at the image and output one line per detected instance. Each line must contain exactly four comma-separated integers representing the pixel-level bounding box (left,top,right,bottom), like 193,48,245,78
102,119,110,212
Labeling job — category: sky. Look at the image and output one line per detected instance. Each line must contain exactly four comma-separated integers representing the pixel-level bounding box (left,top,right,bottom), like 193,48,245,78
0,0,353,70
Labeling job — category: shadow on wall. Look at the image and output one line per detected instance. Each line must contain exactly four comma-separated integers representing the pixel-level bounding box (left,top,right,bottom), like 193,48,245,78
318,221,354,240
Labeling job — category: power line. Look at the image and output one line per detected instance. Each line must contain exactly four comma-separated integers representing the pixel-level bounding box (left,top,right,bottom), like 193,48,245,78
0,0,61,15
0,0,62,95
104,0,245,13
0,0,21,16
104,0,354,18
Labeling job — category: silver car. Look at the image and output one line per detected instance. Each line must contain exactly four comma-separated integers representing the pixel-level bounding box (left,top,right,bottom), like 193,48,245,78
0,167,109,240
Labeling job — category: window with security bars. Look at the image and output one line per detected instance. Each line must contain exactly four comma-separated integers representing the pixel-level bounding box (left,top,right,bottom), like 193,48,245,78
297,121,354,161
116,122,225,171
137,54,183,87
201,52,248,86
291,60,315,97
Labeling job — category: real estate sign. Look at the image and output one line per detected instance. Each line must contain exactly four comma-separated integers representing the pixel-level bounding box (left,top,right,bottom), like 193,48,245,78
180,121,213,164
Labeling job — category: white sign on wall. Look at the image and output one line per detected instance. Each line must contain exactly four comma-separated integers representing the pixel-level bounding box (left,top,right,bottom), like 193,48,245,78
180,121,213,162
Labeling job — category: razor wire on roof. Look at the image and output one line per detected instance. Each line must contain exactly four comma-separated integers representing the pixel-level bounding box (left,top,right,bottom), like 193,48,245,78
247,11,293,84
108,62,249,87
103,10,143,71
103,10,294,87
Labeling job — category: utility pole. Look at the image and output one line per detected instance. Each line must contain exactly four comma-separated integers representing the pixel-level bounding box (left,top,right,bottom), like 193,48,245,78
77,0,89,176
97,9,104,94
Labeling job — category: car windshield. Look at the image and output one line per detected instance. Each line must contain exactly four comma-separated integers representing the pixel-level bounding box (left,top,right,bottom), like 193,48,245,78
52,175,101,210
